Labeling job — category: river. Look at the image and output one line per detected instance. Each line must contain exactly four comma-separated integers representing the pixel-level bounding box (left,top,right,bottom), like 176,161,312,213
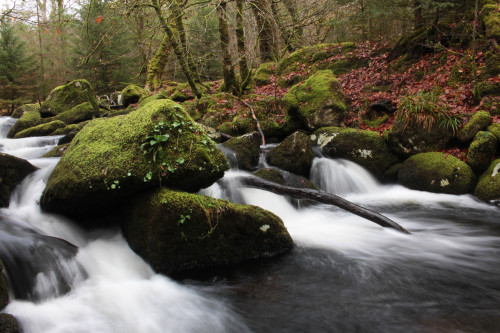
1,116,500,332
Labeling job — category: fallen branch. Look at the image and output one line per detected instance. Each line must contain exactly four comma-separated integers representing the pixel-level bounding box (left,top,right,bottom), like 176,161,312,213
241,176,411,234
238,98,266,146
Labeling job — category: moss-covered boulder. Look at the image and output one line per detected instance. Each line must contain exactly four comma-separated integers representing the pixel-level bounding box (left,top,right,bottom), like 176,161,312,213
457,111,492,143
398,152,476,194
40,100,229,221
166,82,209,102
482,3,500,40
266,131,314,177
220,131,261,170
474,159,500,202
0,153,37,207
254,62,276,86
42,143,70,158
122,189,293,274
0,314,22,333
138,90,170,107
312,127,399,178
487,123,500,145
40,79,98,117
7,110,42,138
253,168,317,190
197,123,222,143
387,118,455,156
52,102,99,125
13,120,66,139
283,70,346,131
467,131,498,174
121,84,147,107
11,103,39,119
276,43,365,87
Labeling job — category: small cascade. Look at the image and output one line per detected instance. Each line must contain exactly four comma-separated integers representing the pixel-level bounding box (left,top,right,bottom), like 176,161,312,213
310,157,380,195
0,117,16,137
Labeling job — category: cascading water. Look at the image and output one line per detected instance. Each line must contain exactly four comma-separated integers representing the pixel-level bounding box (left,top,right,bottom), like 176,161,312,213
2,114,500,332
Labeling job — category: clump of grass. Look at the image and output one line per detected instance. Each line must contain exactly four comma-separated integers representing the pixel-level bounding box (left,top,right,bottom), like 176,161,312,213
397,90,462,134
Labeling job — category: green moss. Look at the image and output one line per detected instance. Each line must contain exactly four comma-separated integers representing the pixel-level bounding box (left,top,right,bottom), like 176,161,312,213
139,90,171,107
483,4,500,39
40,100,229,220
283,70,346,131
13,120,66,139
467,131,498,173
121,84,147,107
487,123,500,141
254,62,276,86
7,110,43,138
475,81,500,98
221,132,261,170
11,103,39,119
474,158,500,202
169,83,208,102
42,143,70,158
40,80,98,116
52,102,99,125
457,111,492,142
312,127,399,178
398,152,476,194
363,115,389,128
50,123,81,136
122,188,293,274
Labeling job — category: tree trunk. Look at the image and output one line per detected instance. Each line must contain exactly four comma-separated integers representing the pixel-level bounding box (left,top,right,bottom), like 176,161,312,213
235,0,250,83
216,1,238,94
250,0,277,62
241,176,411,234
413,0,423,30
151,0,201,98
283,0,303,51
145,35,171,92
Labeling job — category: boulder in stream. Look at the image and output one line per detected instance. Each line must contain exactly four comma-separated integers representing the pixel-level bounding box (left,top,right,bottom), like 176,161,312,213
0,153,37,207
266,131,314,177
398,152,476,195
220,131,261,171
0,314,22,333
474,158,500,203
40,100,229,221
122,188,293,274
40,79,99,117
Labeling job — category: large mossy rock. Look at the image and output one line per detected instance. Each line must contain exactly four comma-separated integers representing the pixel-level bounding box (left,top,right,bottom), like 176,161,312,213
398,152,476,195
283,70,346,131
13,120,66,139
254,62,276,86
40,79,99,117
387,118,454,156
312,127,399,178
40,100,229,221
483,3,500,40
474,159,500,202
266,131,314,177
121,84,147,107
487,123,500,146
0,153,38,207
220,131,261,170
457,111,492,143
122,189,293,274
7,110,42,138
466,131,498,174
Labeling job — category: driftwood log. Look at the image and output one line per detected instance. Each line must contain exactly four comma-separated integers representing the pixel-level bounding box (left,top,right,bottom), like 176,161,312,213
240,176,411,234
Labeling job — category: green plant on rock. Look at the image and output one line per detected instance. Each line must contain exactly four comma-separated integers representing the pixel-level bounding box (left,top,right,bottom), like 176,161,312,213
397,90,462,134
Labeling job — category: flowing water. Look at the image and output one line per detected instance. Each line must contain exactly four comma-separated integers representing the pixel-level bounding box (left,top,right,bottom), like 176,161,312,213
1,116,500,332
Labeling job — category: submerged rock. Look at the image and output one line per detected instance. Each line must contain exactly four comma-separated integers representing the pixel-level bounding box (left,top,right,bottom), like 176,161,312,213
266,131,314,177
283,70,346,131
0,153,37,207
398,152,476,195
122,189,293,274
40,100,229,221
312,127,398,178
474,159,500,203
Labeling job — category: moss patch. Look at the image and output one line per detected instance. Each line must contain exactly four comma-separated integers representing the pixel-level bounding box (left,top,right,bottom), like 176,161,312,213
122,188,293,274
398,152,476,194
121,84,147,107
467,131,498,174
40,100,229,221
11,103,39,119
254,62,276,86
283,70,346,131
7,110,43,138
457,111,492,143
483,3,500,39
51,102,99,125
